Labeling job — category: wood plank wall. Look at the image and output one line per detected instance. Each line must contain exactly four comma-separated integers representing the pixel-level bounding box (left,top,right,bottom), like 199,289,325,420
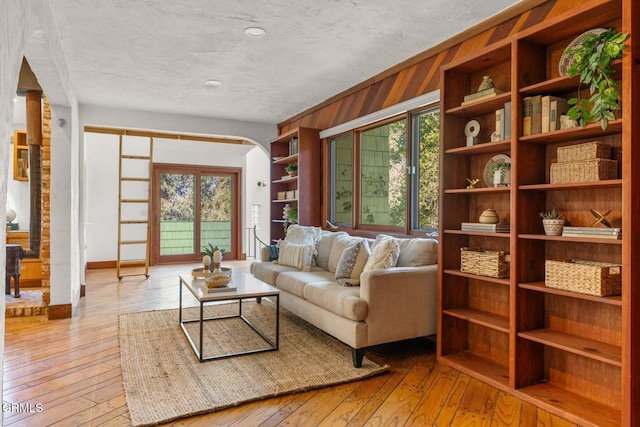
278,0,591,134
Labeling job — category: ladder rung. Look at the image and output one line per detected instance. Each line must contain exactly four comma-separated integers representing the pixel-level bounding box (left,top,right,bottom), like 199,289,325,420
118,259,147,266
121,155,151,160
121,177,150,182
121,199,149,203
120,220,149,224
119,240,149,245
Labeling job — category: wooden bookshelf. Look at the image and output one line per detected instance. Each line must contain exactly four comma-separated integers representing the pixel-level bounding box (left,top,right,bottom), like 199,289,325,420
269,127,321,241
437,1,635,425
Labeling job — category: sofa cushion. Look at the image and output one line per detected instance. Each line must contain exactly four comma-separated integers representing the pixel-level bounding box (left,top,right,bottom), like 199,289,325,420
396,238,438,266
275,270,336,298
335,240,370,286
328,235,364,273
284,224,322,245
250,262,299,286
363,235,400,272
303,282,368,322
315,231,348,270
276,241,316,271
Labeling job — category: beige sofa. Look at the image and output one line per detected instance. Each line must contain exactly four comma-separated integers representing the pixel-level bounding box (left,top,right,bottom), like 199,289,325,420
250,226,438,367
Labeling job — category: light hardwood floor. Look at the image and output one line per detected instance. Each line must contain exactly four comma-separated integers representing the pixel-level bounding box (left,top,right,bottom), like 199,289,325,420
3,261,577,426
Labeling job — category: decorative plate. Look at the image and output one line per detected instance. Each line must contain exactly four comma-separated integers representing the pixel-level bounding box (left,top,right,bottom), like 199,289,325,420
483,154,511,187
558,28,607,76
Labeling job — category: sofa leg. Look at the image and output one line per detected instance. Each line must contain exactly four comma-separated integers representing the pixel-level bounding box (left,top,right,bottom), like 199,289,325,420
352,348,365,368
256,297,262,304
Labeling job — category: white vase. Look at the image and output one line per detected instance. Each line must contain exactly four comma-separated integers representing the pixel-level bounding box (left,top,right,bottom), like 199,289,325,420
493,169,511,187
542,219,565,236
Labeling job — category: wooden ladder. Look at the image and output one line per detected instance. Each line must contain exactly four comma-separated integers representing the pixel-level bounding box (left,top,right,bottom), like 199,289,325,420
117,134,153,280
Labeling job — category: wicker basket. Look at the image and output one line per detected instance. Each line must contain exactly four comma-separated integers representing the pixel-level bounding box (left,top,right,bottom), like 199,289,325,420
204,267,232,288
460,247,510,278
556,141,610,163
545,259,621,296
550,159,618,183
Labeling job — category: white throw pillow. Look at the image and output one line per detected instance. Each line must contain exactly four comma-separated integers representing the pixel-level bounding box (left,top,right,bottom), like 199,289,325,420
284,225,322,245
316,231,348,270
335,240,370,286
276,241,316,271
327,235,364,273
363,235,400,272
396,238,438,266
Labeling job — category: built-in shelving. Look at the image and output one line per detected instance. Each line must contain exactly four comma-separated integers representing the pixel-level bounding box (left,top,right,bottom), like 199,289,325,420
438,1,629,424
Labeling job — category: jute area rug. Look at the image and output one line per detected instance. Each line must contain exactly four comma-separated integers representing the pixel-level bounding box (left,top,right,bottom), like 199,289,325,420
119,299,387,426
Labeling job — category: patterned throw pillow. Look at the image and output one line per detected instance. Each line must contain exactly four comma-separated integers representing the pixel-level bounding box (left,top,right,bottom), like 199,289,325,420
335,240,370,286
363,235,400,272
276,241,316,271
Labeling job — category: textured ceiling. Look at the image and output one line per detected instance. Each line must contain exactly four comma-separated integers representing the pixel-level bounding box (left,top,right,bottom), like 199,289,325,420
48,0,520,124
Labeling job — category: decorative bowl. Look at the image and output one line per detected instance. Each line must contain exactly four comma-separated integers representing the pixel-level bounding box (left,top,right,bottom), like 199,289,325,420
204,267,232,288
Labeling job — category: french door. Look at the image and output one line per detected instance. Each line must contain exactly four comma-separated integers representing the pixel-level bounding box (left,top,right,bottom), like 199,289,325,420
151,164,241,264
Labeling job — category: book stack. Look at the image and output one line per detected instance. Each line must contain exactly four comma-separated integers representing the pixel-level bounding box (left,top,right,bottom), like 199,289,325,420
561,226,621,239
461,222,510,233
461,88,504,106
523,95,568,136
495,101,511,140
289,137,298,155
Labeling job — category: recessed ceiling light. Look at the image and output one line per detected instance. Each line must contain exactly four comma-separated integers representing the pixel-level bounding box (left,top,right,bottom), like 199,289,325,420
205,80,222,88
244,27,266,37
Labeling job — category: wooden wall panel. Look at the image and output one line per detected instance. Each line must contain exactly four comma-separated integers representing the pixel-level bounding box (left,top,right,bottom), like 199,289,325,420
278,0,592,134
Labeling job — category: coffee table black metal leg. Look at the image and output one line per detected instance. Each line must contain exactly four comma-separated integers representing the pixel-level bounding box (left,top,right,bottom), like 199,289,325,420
199,302,204,362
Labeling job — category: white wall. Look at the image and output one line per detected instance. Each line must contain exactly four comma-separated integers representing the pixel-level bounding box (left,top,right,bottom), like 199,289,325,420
244,147,272,257
84,132,271,262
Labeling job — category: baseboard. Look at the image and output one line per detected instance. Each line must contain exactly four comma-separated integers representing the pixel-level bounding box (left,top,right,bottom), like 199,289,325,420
48,303,72,319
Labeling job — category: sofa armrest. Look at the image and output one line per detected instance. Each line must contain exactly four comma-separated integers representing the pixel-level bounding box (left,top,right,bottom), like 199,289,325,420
360,265,438,345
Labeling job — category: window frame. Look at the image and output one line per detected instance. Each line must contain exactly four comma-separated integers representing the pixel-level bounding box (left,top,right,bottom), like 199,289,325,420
324,101,440,237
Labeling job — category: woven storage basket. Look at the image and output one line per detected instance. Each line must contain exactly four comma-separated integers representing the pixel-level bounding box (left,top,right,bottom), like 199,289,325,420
556,141,610,163
550,159,618,183
460,247,509,278
545,259,621,296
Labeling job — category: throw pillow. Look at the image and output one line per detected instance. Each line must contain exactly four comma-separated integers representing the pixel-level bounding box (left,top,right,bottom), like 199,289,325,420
327,235,364,273
276,241,316,271
335,240,370,286
284,225,322,245
396,238,438,266
363,235,400,272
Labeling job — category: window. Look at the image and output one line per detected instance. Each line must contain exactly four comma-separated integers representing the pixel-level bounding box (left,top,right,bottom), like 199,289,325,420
327,103,439,234
329,133,353,225
412,107,440,231
360,119,407,228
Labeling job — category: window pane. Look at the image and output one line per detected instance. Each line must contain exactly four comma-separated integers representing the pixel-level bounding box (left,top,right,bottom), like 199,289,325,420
413,108,440,230
360,120,406,227
330,134,353,225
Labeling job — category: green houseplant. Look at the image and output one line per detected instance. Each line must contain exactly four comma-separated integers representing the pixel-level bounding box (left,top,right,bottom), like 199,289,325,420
563,28,628,130
490,162,511,187
539,208,565,236
285,163,298,176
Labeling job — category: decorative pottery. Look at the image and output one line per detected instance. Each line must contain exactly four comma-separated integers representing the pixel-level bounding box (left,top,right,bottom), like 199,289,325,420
479,209,500,224
542,218,566,236
493,168,511,187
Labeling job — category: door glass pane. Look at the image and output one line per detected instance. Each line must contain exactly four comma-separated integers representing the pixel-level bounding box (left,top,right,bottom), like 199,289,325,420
360,120,407,227
201,175,232,253
159,173,195,256
330,134,353,225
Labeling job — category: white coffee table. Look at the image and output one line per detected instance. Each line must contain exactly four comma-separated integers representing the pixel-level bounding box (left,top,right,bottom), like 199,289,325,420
179,271,279,362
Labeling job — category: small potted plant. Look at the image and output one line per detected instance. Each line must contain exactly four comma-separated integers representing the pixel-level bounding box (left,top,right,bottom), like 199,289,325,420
285,163,298,177
491,162,511,187
540,208,565,236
